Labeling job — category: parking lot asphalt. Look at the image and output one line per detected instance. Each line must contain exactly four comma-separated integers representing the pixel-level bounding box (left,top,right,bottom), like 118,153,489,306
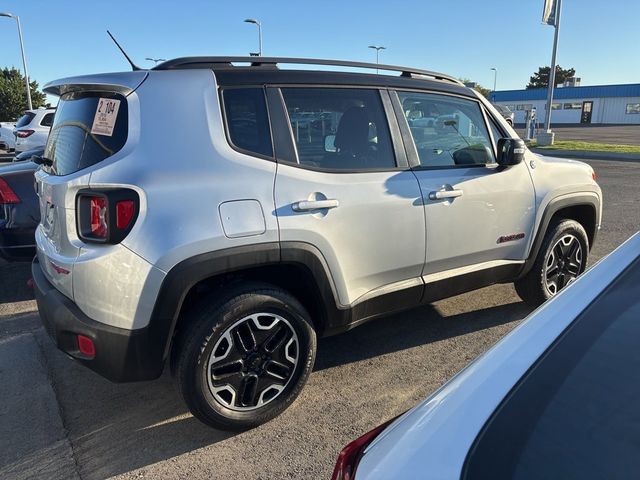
1,158,638,480
515,124,640,145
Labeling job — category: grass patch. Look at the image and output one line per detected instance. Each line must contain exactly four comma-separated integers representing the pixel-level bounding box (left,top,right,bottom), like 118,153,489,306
527,140,640,154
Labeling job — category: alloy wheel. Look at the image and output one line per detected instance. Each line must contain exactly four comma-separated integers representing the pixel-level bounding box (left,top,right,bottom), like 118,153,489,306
206,313,299,411
544,234,583,295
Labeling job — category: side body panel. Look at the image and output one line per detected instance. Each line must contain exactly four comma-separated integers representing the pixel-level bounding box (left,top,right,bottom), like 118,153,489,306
526,153,602,244
275,165,426,307
415,162,536,275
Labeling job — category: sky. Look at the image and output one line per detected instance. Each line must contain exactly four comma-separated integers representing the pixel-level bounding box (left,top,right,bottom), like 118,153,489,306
0,0,638,105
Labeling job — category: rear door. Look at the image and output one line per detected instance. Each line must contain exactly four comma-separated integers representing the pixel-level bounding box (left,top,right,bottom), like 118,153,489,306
392,90,535,278
272,87,426,309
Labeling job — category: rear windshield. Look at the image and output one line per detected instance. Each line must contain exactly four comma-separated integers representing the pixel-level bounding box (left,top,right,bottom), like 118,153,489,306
40,112,55,127
464,257,640,479
16,112,35,128
44,92,128,176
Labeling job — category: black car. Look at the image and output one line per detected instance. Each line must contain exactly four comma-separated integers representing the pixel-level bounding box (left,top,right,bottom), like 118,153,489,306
0,149,41,261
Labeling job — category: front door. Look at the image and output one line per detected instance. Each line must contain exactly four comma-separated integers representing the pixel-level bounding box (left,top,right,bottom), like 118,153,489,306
274,87,426,308
581,101,593,124
393,90,536,278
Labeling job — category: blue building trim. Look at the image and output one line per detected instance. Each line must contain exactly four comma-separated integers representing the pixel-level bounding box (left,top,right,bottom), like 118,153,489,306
493,83,640,102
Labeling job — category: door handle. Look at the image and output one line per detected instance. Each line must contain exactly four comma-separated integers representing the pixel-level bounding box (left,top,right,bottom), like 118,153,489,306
429,189,463,200
292,199,340,211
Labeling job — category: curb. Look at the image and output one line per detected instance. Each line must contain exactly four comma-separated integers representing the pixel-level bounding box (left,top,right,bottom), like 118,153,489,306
531,148,640,162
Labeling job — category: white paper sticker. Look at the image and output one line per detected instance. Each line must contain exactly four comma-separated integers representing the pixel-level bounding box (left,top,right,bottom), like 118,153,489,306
91,98,121,136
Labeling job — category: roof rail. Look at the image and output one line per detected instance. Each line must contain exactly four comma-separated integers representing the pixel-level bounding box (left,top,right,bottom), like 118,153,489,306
153,56,464,86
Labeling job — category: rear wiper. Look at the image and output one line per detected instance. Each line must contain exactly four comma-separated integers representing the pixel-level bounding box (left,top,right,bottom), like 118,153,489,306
31,155,53,167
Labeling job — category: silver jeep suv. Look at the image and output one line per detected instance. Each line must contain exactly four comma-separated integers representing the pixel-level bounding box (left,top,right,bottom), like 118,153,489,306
32,57,602,430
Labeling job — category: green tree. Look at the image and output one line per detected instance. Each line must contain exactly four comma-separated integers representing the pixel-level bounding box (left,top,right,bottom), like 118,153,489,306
526,65,576,89
0,67,47,120
459,78,491,99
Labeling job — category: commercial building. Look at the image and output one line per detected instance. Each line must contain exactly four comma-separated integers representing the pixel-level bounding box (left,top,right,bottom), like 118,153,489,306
491,83,640,125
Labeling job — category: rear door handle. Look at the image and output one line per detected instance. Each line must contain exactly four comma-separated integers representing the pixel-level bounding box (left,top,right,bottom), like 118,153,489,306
292,199,340,211
429,189,463,200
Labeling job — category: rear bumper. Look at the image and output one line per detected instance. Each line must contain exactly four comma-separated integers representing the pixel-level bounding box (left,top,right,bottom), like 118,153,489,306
32,257,165,382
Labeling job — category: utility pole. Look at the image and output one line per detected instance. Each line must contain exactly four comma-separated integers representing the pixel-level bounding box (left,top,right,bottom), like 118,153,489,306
368,45,386,74
0,13,32,110
244,19,262,56
491,67,497,101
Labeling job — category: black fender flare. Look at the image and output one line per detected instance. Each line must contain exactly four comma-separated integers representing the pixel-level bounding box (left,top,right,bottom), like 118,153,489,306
518,193,601,279
147,242,343,367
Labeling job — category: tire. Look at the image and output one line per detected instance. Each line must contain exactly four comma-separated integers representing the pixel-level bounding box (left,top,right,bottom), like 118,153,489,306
175,282,316,430
515,219,589,307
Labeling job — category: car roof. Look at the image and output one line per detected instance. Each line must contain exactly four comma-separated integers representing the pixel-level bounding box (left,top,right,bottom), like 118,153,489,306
355,232,640,479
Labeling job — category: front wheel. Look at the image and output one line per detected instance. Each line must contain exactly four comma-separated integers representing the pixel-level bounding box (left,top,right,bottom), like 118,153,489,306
515,219,589,307
175,283,316,430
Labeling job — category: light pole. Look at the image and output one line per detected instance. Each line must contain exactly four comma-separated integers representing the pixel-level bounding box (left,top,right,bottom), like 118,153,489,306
543,0,562,135
490,67,497,101
368,45,386,73
0,12,32,110
145,57,166,65
244,18,262,56
537,0,564,145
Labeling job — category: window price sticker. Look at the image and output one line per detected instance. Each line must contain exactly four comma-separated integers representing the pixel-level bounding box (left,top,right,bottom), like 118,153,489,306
91,98,121,136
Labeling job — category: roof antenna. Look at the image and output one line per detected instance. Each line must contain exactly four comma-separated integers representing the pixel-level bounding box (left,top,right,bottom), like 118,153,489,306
107,30,142,71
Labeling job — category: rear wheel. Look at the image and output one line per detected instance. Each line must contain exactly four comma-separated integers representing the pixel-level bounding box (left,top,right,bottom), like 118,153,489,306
515,219,589,307
176,283,316,430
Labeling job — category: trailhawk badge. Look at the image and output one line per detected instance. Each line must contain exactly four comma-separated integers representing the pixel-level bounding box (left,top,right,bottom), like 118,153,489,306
497,233,526,244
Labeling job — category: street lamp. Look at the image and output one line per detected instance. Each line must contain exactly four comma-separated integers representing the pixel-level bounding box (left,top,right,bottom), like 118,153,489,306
490,67,498,101
0,12,32,110
145,57,166,65
244,18,262,57
368,45,386,73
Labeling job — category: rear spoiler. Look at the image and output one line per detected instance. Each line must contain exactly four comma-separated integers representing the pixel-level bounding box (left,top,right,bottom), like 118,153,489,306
43,71,148,97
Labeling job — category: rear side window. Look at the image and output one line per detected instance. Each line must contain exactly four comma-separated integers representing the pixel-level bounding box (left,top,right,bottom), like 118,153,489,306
44,92,128,176
222,88,273,158
40,113,55,127
15,112,35,128
281,88,395,171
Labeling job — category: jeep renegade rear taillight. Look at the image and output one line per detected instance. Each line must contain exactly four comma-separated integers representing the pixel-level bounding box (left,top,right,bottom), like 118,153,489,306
77,189,139,244
90,197,108,238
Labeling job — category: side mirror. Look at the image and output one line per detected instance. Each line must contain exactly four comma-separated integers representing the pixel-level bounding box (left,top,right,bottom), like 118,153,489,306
324,134,337,153
496,138,525,167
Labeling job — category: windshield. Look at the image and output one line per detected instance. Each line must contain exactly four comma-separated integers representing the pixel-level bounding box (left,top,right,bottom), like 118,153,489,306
15,112,35,128
44,92,128,176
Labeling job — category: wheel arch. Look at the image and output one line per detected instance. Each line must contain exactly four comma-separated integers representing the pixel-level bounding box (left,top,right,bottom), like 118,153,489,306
147,242,341,372
519,194,600,279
